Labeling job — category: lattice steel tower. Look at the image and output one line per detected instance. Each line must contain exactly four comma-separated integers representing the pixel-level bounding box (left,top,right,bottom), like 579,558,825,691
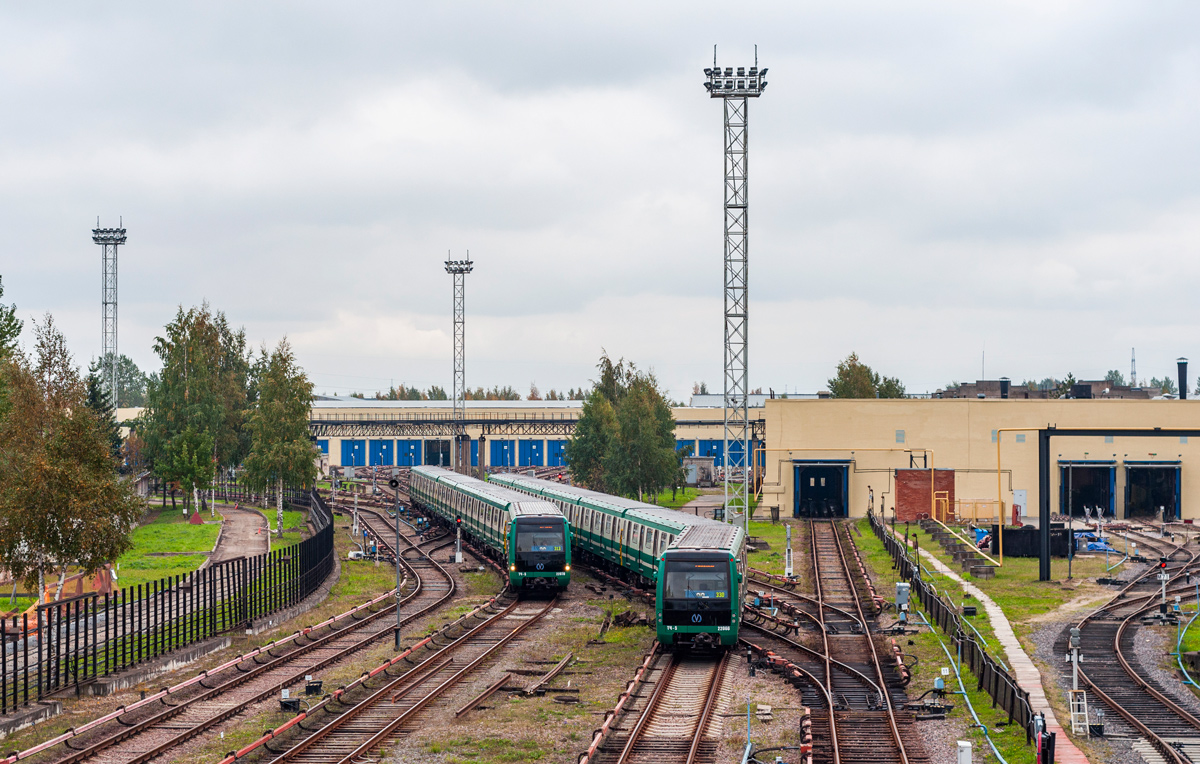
93,220,127,407
445,253,474,473
704,49,767,524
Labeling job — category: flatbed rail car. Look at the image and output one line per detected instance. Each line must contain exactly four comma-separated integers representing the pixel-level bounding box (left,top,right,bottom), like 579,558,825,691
410,466,571,592
489,473,744,648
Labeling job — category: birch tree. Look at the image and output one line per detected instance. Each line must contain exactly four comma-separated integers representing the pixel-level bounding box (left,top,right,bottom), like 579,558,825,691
243,339,317,536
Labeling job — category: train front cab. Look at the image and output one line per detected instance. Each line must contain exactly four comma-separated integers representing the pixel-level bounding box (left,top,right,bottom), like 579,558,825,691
655,550,739,649
508,516,571,593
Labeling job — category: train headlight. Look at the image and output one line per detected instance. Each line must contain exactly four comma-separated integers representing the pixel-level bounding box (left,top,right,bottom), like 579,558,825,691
564,564,570,572
509,564,516,571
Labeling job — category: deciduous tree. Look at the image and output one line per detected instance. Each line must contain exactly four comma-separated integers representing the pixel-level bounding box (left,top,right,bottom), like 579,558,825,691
0,316,142,602
242,339,318,536
828,353,906,398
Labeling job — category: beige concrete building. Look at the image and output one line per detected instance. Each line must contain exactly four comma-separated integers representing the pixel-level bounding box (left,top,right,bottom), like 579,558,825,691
761,398,1200,522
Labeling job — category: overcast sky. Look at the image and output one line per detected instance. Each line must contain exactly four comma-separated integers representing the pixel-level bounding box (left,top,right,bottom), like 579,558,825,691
4,2,1200,400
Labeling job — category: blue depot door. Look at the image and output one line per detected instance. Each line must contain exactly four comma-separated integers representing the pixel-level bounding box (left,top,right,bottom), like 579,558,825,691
341,439,366,467
317,440,329,455
490,439,516,468
547,440,568,467
369,439,393,466
519,440,544,467
471,441,479,467
699,440,724,467
396,440,422,466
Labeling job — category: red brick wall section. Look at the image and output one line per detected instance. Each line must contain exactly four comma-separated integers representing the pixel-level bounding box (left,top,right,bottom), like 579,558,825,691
894,469,955,522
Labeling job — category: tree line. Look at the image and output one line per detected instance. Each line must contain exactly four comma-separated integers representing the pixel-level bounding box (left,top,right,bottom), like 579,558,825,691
0,277,318,602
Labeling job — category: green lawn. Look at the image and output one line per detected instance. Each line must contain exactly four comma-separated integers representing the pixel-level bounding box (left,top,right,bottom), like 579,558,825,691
265,508,307,533
646,486,699,509
112,508,221,592
852,519,1034,763
885,521,1121,640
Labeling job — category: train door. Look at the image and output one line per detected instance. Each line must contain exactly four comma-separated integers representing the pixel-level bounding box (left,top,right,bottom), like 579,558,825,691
793,461,849,518
1058,461,1115,517
1124,461,1181,520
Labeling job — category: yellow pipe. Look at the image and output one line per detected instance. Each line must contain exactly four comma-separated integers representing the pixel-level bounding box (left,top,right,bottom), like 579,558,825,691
994,427,1042,565
752,445,935,520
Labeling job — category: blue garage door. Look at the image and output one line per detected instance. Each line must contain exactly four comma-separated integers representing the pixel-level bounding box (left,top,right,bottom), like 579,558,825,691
547,440,568,466
675,439,696,456
519,440,544,467
471,441,479,467
369,439,393,466
317,440,329,455
490,440,517,468
341,439,366,467
699,440,724,467
396,440,422,466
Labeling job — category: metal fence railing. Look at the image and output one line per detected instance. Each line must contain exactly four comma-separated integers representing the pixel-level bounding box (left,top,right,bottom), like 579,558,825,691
869,511,1035,744
0,489,333,713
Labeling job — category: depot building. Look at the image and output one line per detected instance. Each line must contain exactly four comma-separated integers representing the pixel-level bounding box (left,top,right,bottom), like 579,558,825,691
305,392,1200,523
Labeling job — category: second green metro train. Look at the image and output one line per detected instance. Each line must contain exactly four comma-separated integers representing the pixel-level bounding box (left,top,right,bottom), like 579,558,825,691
489,473,745,649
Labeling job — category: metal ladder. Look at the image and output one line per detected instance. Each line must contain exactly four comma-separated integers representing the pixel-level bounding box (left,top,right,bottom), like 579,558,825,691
1069,689,1090,735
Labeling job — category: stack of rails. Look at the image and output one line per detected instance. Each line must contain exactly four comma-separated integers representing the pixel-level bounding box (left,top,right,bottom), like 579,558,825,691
410,466,571,592
489,473,744,649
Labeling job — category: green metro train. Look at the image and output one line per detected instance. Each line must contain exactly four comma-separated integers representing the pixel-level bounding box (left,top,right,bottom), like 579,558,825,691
409,466,571,592
490,473,745,649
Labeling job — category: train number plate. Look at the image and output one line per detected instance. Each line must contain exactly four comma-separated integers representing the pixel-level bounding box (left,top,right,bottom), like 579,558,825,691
717,627,730,631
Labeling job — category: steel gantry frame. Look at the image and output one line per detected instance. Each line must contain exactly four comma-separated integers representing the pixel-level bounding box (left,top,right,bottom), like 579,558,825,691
445,253,474,473
93,220,126,407
705,49,767,525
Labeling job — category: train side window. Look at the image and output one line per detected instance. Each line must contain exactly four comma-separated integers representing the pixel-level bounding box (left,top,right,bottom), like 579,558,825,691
652,530,659,554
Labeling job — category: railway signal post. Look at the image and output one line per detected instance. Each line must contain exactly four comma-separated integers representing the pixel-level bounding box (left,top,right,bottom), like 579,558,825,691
455,516,463,563
703,48,767,533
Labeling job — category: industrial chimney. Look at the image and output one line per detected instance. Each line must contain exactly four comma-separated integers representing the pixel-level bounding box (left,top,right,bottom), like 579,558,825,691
1179,358,1189,400
999,377,1010,399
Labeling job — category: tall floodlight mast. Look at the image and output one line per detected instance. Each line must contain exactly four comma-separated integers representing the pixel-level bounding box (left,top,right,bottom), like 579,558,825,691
93,219,127,407
704,48,767,529
445,253,474,473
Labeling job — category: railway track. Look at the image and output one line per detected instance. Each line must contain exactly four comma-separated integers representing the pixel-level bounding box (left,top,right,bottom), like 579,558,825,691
260,594,556,764
806,520,926,764
1075,534,1200,764
42,507,455,764
591,651,730,764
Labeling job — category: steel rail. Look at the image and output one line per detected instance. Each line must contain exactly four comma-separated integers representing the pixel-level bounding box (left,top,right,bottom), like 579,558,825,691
825,520,907,762
685,650,731,764
613,653,679,764
742,621,881,697
46,507,456,764
807,522,843,764
1075,539,1200,764
270,596,557,764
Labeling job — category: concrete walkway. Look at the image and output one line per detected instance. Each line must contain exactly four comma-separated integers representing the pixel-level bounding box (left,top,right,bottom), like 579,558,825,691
886,525,1090,763
210,504,269,563
680,492,725,519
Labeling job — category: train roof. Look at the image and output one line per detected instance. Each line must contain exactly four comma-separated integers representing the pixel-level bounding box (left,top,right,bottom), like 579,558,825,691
413,466,563,517
488,473,744,552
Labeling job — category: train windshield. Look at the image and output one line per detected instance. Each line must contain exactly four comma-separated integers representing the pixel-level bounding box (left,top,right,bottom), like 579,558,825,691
663,560,730,606
514,519,566,571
